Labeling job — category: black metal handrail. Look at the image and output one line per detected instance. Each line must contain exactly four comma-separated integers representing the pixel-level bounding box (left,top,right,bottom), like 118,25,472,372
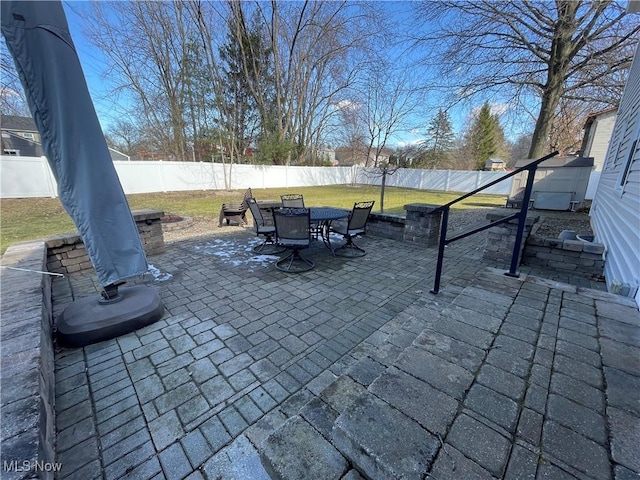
430,151,559,294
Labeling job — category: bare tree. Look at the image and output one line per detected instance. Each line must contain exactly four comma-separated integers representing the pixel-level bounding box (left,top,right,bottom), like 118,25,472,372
105,120,142,157
0,38,29,116
354,59,421,168
412,1,640,159
84,2,200,160
228,1,372,165
548,98,593,155
334,100,369,166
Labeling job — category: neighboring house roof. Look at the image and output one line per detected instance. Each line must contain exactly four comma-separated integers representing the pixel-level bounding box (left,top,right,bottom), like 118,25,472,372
109,148,132,162
1,131,44,156
485,158,504,166
583,106,618,129
1,114,39,132
1,114,130,161
369,147,394,158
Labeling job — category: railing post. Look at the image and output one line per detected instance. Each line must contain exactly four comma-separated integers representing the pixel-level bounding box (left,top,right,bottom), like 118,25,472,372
430,206,449,294
506,164,537,277
427,151,558,293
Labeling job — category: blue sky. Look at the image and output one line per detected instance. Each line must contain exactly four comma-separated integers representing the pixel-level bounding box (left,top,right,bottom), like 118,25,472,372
64,2,117,131
60,1,530,148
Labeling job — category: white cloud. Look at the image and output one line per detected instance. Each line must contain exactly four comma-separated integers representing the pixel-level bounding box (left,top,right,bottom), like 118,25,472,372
469,102,511,119
396,138,425,148
333,99,360,111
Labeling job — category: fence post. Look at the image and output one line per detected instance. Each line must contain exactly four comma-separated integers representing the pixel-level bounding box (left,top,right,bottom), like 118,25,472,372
158,160,167,192
41,156,57,198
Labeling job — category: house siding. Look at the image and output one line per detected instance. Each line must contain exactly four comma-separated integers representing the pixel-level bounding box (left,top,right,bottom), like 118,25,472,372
591,43,640,306
582,110,617,171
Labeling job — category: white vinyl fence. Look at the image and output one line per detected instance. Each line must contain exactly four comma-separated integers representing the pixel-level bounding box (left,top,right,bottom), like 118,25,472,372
1,155,599,199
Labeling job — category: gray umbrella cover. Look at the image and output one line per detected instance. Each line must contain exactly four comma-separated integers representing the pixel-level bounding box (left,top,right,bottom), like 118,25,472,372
1,1,148,287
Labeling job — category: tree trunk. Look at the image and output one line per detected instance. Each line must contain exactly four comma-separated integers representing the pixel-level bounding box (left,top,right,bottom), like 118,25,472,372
528,1,577,160
528,84,564,159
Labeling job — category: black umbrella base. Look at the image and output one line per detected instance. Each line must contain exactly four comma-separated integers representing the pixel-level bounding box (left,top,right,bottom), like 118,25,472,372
56,286,164,348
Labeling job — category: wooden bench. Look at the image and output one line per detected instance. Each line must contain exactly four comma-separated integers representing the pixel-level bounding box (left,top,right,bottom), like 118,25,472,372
505,187,526,208
219,188,252,226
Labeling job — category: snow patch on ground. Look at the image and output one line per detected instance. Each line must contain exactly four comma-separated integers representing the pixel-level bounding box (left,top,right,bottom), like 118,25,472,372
147,264,173,282
193,238,281,270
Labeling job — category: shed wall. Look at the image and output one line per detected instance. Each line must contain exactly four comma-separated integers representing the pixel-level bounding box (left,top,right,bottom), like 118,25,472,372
510,164,592,209
582,111,617,171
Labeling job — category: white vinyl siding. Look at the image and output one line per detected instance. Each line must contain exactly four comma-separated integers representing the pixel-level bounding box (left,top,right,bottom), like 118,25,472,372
591,43,640,304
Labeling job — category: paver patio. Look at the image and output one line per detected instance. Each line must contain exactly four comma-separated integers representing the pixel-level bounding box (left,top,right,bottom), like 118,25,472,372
48,226,639,480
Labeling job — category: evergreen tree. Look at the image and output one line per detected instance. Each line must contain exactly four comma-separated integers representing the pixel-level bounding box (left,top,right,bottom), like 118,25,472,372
420,108,455,168
466,102,505,170
218,11,270,164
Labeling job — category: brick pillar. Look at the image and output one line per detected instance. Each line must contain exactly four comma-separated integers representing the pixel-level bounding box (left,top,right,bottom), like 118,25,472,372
483,212,539,265
403,203,442,247
133,210,166,256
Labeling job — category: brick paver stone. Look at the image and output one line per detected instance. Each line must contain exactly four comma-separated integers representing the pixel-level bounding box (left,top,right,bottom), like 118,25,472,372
332,391,439,480
369,367,458,436
446,413,511,477
260,416,348,480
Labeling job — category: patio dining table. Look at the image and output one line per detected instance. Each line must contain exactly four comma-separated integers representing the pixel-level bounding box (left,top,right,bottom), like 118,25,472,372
309,206,349,249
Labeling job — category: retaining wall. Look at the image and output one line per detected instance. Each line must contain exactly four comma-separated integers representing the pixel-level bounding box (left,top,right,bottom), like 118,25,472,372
0,210,165,479
482,212,540,266
46,211,164,276
366,213,405,242
1,241,56,479
366,205,441,247
523,235,605,278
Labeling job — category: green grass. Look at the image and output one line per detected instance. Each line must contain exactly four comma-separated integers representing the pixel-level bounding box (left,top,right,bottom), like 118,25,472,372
0,185,506,254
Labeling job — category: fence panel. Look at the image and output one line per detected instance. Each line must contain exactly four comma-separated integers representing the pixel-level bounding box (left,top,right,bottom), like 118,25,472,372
0,155,599,199
423,170,450,191
0,156,57,197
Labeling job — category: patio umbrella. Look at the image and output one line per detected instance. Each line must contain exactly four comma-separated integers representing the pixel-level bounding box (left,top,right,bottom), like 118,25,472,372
1,0,147,288
1,0,162,346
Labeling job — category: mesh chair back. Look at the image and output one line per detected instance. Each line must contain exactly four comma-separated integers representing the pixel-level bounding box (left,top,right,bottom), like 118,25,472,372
281,194,305,208
274,208,311,246
247,198,264,231
348,201,375,232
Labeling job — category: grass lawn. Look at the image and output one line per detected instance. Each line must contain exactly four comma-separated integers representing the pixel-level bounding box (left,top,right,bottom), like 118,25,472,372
0,185,506,254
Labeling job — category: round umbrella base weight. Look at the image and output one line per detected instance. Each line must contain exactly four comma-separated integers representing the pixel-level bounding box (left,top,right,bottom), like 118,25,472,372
56,286,164,347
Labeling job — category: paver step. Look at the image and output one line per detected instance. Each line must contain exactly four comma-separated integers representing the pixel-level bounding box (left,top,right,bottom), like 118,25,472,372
259,268,640,480
259,303,447,479
258,268,521,479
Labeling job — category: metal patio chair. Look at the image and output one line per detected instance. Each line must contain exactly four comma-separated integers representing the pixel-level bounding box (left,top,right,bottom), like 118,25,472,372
505,187,525,209
331,200,375,257
273,207,314,272
280,193,323,238
280,193,305,208
247,198,286,254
